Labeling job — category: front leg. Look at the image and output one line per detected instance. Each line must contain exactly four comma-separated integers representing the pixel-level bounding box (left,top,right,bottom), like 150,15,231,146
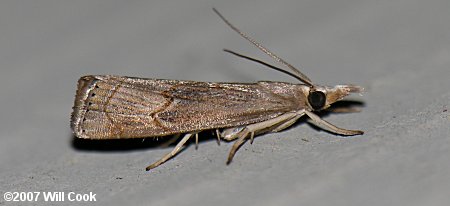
305,110,363,135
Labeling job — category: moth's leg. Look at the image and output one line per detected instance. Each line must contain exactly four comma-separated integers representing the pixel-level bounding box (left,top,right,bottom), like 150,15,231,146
226,129,250,164
271,116,300,132
227,112,298,164
215,129,221,145
271,110,306,132
304,110,363,135
221,126,245,141
221,117,299,142
195,133,199,150
146,133,194,171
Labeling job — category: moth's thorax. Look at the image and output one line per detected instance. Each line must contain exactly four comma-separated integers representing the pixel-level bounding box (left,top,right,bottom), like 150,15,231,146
257,81,310,110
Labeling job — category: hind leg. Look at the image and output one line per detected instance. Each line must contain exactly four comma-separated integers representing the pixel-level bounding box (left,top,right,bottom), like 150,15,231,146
146,133,195,171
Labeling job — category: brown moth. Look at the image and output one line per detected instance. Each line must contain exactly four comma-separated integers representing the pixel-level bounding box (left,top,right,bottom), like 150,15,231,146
71,8,364,171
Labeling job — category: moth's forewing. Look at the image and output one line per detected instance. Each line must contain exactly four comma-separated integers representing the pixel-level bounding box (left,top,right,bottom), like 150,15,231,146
71,75,308,139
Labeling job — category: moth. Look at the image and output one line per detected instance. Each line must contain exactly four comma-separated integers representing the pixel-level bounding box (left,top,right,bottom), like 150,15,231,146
71,8,364,171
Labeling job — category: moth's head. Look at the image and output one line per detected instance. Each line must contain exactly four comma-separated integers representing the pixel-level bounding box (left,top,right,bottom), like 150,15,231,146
306,85,363,111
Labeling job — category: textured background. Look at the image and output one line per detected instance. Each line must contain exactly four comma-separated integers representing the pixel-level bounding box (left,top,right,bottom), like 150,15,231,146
1,0,449,205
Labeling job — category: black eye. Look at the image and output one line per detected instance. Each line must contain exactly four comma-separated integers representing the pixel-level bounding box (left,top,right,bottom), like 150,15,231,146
308,91,326,110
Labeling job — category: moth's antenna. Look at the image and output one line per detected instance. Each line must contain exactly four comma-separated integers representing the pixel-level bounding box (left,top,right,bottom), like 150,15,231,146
213,8,314,87
223,49,307,83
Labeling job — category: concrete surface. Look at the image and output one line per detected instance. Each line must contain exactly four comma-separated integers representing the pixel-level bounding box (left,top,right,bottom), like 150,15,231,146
1,0,449,205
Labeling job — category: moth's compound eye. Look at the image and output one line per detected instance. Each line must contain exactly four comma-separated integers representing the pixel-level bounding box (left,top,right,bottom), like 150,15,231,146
308,91,326,110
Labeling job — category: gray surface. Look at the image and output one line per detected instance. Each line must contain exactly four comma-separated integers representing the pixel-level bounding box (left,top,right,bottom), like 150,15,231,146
1,0,449,205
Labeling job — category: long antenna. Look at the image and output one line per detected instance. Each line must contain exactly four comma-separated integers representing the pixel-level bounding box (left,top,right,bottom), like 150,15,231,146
213,8,314,86
223,49,307,82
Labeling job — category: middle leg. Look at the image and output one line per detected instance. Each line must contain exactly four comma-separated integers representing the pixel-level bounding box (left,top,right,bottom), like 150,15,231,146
226,111,303,164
